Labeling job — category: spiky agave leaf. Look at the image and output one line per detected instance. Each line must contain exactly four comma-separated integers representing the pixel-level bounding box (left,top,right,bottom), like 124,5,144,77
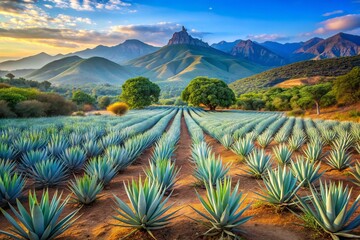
355,142,360,154
0,173,26,206
0,189,80,240
82,140,102,158
257,132,273,149
47,138,69,158
85,157,117,186
105,145,131,172
193,153,230,186
0,159,16,177
13,137,45,154
192,177,252,238
272,144,292,165
0,144,17,160
191,141,212,164
255,165,303,206
332,133,354,151
287,135,306,151
29,159,68,187
295,181,360,240
219,134,234,150
326,149,352,171
231,137,254,159
20,149,48,172
350,162,360,186
244,149,272,178
144,160,180,193
112,177,178,238
303,142,323,162
59,146,86,172
150,141,175,163
69,174,103,205
290,157,324,186
322,130,337,145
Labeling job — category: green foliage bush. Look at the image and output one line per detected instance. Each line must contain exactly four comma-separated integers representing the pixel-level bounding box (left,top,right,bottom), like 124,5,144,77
14,100,49,118
98,96,111,109
0,100,16,118
333,67,360,104
237,82,337,112
120,77,160,109
72,90,96,105
36,93,76,116
182,77,235,110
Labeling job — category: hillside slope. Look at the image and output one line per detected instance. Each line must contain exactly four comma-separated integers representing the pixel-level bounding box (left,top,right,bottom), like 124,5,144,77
0,53,64,71
26,56,83,81
127,44,266,84
27,57,134,86
229,55,360,95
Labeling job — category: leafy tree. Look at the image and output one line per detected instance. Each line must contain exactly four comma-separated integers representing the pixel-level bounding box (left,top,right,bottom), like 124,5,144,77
5,73,15,80
300,83,331,115
71,90,95,105
98,96,111,109
120,77,160,109
333,67,360,104
181,77,235,110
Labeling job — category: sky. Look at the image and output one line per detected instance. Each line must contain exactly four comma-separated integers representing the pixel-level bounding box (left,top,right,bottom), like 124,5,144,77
0,0,359,61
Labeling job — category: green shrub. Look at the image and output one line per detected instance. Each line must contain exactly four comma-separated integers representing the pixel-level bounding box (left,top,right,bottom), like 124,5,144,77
14,100,49,118
0,100,16,118
36,93,76,116
97,96,111,109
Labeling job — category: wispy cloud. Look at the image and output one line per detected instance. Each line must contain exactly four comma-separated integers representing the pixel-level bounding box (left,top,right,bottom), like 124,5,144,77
45,0,131,11
0,23,201,48
322,10,344,17
246,33,289,42
314,14,360,34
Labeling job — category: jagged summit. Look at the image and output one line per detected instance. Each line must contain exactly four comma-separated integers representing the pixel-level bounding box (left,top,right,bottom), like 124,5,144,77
167,26,210,48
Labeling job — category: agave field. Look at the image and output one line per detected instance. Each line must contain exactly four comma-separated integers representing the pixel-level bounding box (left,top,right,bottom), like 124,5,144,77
0,107,359,240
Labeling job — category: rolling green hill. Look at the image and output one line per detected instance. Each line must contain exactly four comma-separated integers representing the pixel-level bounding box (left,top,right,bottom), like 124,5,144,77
126,44,266,84
27,57,134,86
26,56,83,81
229,55,360,95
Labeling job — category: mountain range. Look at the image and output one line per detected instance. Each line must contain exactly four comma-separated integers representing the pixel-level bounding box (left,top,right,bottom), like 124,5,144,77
22,27,265,86
211,33,360,65
0,28,359,90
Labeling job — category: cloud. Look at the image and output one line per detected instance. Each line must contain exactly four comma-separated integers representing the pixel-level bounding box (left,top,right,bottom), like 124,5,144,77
322,10,344,17
0,2,93,29
45,0,131,11
0,0,37,16
246,33,289,42
314,14,360,34
0,23,209,48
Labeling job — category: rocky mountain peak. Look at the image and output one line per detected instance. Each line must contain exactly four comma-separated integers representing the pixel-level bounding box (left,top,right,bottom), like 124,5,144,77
167,26,209,48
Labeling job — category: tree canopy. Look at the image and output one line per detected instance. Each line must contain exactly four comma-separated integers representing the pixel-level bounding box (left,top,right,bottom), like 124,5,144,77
120,77,160,109
71,90,96,105
300,83,332,115
181,77,235,110
333,67,360,104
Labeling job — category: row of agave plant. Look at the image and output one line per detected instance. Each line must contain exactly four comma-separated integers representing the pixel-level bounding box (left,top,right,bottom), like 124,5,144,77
0,108,359,240
0,108,175,206
188,109,360,239
110,109,183,238
0,108,185,239
191,109,360,173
